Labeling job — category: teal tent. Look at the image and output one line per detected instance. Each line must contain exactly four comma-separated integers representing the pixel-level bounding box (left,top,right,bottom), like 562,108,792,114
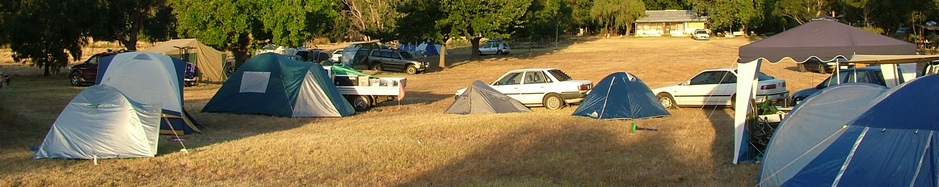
202,53,355,117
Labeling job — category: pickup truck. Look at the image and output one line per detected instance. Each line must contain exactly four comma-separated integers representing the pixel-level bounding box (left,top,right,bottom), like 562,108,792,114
367,49,429,74
324,65,406,111
455,68,593,109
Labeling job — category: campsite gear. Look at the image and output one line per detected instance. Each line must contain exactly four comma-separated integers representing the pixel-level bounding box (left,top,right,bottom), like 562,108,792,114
34,85,162,159
573,72,669,119
202,53,355,117
417,42,441,56
756,81,934,186
444,80,532,114
96,52,202,135
630,123,637,132
732,16,916,164
144,39,227,83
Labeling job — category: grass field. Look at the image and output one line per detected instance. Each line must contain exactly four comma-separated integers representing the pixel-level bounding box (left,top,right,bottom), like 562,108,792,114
0,37,835,186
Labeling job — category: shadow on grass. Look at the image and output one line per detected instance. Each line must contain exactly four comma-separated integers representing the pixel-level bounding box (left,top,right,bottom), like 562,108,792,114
704,106,757,184
0,75,319,177
393,91,451,106
423,37,602,72
704,107,735,163
396,124,689,186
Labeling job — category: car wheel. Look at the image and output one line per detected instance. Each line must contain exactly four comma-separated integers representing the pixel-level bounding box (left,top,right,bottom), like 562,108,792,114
348,95,371,112
478,50,484,56
69,74,82,86
797,64,806,72
817,63,826,74
657,93,677,109
542,93,566,110
405,65,418,74
371,63,383,71
496,50,504,55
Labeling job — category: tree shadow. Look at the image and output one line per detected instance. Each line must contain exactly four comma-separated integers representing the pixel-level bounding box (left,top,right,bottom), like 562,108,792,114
704,106,758,185
382,91,451,106
0,75,318,177
396,123,692,186
421,37,602,72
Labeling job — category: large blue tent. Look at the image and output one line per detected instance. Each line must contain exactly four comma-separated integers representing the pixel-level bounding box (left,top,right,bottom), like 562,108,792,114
572,72,669,119
758,75,939,186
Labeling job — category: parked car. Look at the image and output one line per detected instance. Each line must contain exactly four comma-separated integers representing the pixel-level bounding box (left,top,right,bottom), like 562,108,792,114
330,49,343,62
69,51,123,86
798,57,853,73
478,41,511,55
692,29,710,40
367,49,429,74
790,66,908,105
454,68,593,110
295,50,331,63
341,41,385,66
652,68,789,109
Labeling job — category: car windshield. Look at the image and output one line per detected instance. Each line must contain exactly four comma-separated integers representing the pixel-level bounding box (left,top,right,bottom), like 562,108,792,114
548,69,572,81
399,52,413,59
695,30,707,34
731,70,774,81
757,72,774,81
817,69,886,89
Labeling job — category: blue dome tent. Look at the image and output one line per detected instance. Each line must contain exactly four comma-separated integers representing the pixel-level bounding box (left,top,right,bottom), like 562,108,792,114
572,72,669,119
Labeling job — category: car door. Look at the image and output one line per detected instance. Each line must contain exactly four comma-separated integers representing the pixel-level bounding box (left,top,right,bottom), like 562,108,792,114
389,51,405,71
514,70,550,104
480,43,494,55
673,71,731,106
490,72,524,102
715,71,738,105
82,55,102,81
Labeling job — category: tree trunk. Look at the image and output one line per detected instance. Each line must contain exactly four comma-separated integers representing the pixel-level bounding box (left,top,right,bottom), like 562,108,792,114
43,63,50,77
438,38,450,71
625,23,633,36
470,37,481,59
231,34,252,70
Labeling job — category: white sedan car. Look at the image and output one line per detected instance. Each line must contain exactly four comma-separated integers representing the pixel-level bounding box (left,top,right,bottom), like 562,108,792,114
478,41,511,55
456,68,592,109
651,68,788,109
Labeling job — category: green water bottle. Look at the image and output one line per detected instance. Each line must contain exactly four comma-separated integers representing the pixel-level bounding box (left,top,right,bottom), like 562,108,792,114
630,123,637,132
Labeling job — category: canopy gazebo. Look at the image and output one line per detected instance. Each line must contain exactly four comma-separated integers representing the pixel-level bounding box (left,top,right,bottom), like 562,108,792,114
732,17,921,164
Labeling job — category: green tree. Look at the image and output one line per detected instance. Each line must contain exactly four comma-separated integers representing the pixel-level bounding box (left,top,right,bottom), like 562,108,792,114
714,0,763,34
90,0,177,51
772,0,836,25
0,0,14,45
171,0,340,68
645,0,690,10
397,0,531,69
686,0,763,35
566,0,596,35
171,0,260,68
517,0,573,39
259,0,340,46
5,0,100,76
590,0,645,36
341,0,402,41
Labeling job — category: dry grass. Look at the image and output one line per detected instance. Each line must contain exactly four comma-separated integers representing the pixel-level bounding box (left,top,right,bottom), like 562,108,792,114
0,37,835,186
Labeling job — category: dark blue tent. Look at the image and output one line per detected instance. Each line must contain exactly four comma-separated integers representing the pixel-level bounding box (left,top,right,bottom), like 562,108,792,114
758,74,939,186
572,72,669,119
